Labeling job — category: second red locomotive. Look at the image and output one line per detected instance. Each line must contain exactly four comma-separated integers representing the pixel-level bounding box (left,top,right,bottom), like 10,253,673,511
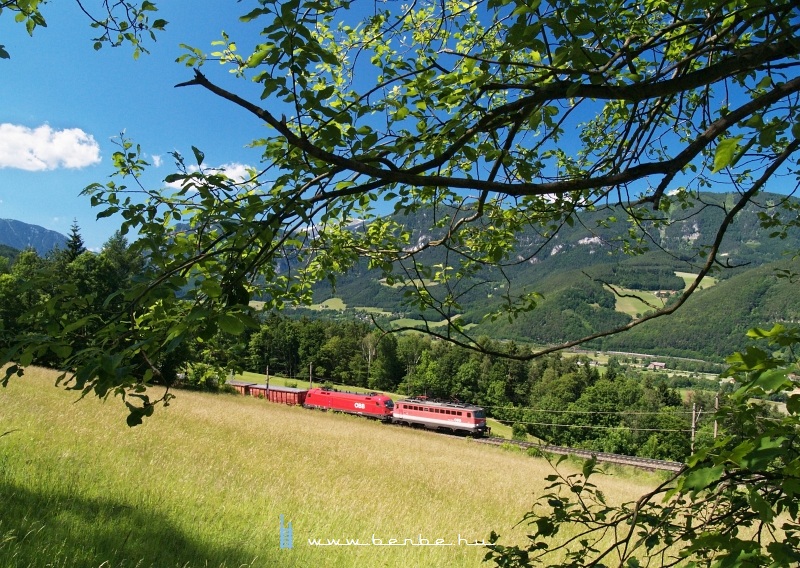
303,387,395,421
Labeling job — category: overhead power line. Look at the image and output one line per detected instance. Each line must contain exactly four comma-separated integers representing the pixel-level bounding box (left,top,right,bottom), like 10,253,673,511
508,420,692,433
482,405,694,416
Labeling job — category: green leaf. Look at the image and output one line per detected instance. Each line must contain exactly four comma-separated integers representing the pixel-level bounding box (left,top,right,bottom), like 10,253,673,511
50,344,73,359
126,407,144,427
96,207,120,219
681,465,725,492
248,48,271,68
741,436,787,470
712,136,743,173
191,146,205,166
582,455,597,478
787,394,800,415
217,313,245,335
200,279,223,298
748,369,789,393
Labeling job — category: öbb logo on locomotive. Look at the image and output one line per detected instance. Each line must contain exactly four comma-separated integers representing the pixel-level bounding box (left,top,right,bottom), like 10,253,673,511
229,381,490,437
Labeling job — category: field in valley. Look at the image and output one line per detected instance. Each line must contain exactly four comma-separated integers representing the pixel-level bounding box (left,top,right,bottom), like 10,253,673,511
0,368,664,568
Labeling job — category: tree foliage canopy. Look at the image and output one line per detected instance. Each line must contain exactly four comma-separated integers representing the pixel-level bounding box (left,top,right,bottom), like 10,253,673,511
0,0,167,59
3,0,800,411
486,324,800,567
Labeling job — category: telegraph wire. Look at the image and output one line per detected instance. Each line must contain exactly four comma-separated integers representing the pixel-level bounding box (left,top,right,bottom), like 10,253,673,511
505,420,692,433
481,405,694,416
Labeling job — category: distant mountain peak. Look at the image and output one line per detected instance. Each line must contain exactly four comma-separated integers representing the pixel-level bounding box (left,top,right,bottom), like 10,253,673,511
0,219,68,255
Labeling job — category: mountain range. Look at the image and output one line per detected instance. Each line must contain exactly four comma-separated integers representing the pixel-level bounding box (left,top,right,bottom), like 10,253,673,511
2,191,798,362
0,219,67,255
308,192,800,361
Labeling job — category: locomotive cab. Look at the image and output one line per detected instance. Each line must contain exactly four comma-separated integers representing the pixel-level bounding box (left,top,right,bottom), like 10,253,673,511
392,398,490,437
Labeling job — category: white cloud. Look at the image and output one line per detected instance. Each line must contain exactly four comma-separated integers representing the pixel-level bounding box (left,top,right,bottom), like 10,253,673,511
218,163,253,182
0,123,101,171
152,154,163,167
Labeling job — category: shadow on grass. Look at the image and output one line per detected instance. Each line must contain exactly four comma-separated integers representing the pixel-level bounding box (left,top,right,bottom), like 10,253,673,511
0,480,280,568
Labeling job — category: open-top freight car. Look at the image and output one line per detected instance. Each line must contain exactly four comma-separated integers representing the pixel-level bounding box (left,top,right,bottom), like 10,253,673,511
263,385,309,405
227,381,309,405
392,396,490,437
227,380,255,396
303,387,394,420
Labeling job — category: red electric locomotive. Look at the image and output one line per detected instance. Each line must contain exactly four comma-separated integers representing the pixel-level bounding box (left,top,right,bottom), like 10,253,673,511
392,397,490,437
303,387,394,420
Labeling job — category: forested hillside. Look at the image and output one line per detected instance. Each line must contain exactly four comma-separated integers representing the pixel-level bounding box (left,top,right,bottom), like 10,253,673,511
596,259,800,359
2,191,797,364
310,192,800,359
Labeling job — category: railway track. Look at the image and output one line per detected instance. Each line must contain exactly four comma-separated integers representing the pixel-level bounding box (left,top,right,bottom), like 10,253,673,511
474,436,685,472
387,421,684,472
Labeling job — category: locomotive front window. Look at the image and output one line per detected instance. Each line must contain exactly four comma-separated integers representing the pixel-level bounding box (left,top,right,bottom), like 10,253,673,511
474,410,485,418
384,400,394,409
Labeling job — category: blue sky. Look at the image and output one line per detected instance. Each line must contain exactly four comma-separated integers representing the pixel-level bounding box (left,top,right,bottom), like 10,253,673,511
0,1,272,249
3,2,796,250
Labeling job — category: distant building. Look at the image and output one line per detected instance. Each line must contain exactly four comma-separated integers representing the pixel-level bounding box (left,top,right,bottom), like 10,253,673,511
647,361,667,370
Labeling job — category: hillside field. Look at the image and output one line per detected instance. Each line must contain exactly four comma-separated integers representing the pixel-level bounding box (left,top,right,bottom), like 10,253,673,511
1,368,664,568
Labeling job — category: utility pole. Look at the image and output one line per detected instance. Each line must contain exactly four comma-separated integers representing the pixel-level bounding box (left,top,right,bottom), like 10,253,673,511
691,402,704,453
309,362,313,389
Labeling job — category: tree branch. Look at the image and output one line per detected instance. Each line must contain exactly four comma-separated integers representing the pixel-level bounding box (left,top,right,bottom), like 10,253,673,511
177,70,800,200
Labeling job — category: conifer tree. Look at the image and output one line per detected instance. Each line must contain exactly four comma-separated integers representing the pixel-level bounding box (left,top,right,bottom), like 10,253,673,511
64,219,86,262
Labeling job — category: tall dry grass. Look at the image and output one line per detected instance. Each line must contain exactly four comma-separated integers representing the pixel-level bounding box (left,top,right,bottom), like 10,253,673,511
0,367,663,567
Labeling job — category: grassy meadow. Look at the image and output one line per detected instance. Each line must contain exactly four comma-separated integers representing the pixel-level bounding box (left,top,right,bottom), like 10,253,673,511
609,272,720,318
1,368,663,568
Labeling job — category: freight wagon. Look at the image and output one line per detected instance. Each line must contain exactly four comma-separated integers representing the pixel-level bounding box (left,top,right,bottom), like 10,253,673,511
230,381,308,405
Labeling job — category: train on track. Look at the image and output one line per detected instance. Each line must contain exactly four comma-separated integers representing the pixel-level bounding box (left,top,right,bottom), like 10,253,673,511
228,380,491,437
226,380,685,472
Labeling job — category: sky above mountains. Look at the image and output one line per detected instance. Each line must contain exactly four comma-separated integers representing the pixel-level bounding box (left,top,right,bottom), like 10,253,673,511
2,2,797,251
0,1,273,249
